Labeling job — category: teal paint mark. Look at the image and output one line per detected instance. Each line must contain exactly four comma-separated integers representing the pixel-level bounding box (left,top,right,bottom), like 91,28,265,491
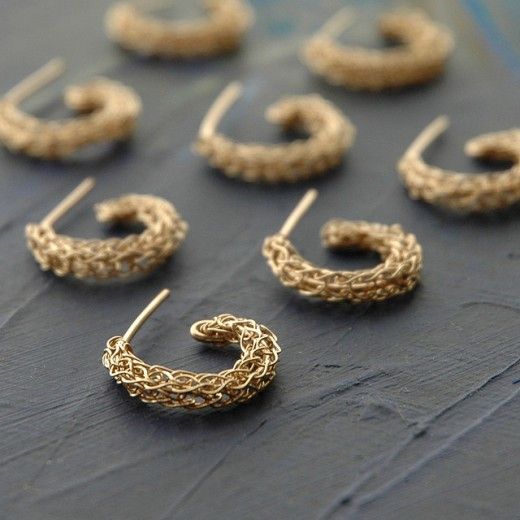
462,0,520,76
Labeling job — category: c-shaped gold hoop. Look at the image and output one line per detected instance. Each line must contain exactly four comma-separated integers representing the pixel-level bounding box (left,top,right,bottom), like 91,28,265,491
102,289,281,409
262,190,423,303
398,116,520,212
194,82,356,183
105,0,254,58
302,8,454,91
26,178,188,280
0,59,141,160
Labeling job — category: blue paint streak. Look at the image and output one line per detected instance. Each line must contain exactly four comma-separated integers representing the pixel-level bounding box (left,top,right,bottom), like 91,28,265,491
462,0,520,76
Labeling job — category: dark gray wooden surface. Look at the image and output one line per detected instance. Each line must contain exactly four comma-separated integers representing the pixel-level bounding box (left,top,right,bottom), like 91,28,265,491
1,1,519,519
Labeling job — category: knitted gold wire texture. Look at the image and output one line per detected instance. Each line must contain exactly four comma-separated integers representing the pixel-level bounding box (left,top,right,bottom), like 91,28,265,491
262,190,422,303
105,0,254,58
103,309,281,409
264,221,422,303
398,116,520,212
195,82,356,183
302,9,454,91
26,179,187,280
0,60,141,160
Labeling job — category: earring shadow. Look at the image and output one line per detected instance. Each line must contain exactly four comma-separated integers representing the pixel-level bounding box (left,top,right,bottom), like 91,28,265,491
266,281,420,324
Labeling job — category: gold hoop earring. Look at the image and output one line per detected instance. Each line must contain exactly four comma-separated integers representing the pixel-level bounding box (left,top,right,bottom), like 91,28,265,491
262,190,422,303
194,82,356,183
105,0,254,58
102,289,281,409
398,116,520,212
302,8,454,91
0,59,141,160
26,178,187,280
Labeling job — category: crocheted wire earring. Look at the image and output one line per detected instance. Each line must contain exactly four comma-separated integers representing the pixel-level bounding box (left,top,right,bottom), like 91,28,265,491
105,0,254,58
0,59,141,160
302,8,454,91
262,190,422,303
194,82,356,183
102,289,281,409
398,116,520,212
26,178,187,280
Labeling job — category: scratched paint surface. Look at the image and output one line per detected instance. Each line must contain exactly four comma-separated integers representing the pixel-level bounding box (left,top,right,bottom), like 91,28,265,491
0,1,519,519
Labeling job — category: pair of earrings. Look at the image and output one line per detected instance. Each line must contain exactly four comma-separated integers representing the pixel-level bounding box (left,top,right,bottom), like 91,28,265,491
302,8,455,91
0,60,355,185
104,2,453,90
195,89,520,208
25,180,280,411
27,180,423,302
300,6,520,211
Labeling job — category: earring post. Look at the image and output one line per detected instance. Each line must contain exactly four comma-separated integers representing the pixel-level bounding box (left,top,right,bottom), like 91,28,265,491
279,189,318,237
41,177,95,227
318,7,355,38
199,81,243,139
406,115,449,157
123,289,171,342
5,58,66,104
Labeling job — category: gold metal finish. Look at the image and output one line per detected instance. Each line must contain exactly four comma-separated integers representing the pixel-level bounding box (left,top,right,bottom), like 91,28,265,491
25,178,188,280
263,190,423,302
279,188,318,237
302,9,454,91
103,290,281,409
123,288,171,342
105,0,254,58
0,59,141,160
195,82,356,183
199,81,242,140
4,58,66,104
398,116,520,212
41,177,95,227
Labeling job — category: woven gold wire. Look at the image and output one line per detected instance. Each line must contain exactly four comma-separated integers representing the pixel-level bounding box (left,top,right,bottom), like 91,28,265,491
399,123,520,212
263,219,422,303
26,194,187,279
195,94,355,183
105,0,254,58
103,314,281,409
302,9,454,91
0,78,141,159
